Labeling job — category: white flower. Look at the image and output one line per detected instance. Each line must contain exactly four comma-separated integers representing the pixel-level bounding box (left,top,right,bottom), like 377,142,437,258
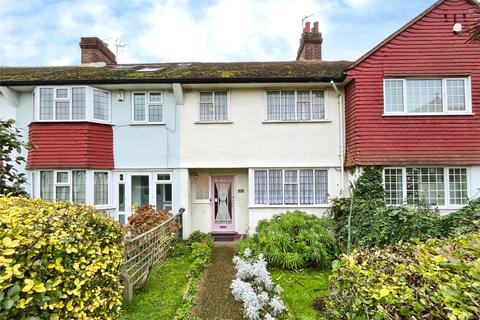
270,297,286,314
265,313,276,320
244,247,252,258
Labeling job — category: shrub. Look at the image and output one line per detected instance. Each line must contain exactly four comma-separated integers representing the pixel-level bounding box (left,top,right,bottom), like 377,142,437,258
126,204,174,236
231,249,286,320
440,198,480,237
0,196,124,320
321,232,480,319
237,211,337,270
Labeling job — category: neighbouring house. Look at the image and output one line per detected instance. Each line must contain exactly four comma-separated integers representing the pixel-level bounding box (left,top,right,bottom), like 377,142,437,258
0,24,351,238
345,0,480,213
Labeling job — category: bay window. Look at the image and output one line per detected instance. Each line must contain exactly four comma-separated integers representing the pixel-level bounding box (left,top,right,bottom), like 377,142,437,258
253,168,329,205
384,77,471,114
384,167,469,207
266,90,325,121
36,86,110,122
94,172,109,205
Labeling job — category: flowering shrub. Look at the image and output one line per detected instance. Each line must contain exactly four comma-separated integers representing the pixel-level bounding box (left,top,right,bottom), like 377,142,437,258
320,232,480,319
0,196,124,320
126,204,176,236
231,249,286,320
237,211,337,269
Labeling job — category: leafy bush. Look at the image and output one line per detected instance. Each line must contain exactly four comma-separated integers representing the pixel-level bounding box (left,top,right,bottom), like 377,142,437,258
231,249,286,320
0,196,124,320
126,204,175,236
440,198,480,237
237,211,337,270
169,231,213,258
320,232,480,319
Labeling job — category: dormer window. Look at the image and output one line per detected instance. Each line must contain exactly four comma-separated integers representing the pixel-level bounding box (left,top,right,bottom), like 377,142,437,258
35,86,110,122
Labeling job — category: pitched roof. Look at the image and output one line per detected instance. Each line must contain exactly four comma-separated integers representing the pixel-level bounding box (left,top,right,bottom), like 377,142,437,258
0,61,351,86
348,0,480,70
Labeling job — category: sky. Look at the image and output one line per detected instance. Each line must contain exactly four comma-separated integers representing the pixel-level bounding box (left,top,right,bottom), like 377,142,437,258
0,0,438,66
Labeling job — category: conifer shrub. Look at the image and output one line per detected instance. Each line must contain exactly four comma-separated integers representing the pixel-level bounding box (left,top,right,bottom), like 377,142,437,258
320,232,480,319
237,211,337,270
0,196,124,320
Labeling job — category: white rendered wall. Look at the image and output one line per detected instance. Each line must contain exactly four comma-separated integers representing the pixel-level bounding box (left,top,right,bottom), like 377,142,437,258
0,94,16,120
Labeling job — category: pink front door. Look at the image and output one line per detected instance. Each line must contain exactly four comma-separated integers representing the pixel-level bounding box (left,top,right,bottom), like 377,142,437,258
212,176,235,232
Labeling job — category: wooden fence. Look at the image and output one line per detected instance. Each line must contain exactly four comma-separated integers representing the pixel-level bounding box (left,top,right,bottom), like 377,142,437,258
121,213,182,301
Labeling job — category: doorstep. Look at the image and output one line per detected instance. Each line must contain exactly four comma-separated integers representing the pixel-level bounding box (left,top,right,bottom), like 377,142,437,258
209,231,242,242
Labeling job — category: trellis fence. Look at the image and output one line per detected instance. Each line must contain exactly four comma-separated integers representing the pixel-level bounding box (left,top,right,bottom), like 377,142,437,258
121,213,182,301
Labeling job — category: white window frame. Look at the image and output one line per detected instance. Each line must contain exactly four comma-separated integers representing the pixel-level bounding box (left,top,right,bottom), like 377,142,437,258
197,91,230,123
35,86,111,123
383,77,472,116
249,168,330,208
383,167,470,209
264,89,328,122
131,91,165,124
193,175,211,203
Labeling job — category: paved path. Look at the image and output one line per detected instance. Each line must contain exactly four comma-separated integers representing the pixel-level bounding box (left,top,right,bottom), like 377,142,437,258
191,242,244,320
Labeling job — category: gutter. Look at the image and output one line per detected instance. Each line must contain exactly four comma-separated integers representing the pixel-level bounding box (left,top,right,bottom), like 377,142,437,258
330,80,345,195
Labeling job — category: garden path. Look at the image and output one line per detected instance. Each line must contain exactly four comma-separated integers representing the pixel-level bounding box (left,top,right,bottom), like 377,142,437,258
191,242,244,320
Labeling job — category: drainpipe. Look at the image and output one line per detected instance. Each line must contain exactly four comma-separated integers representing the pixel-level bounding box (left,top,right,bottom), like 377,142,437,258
330,80,345,195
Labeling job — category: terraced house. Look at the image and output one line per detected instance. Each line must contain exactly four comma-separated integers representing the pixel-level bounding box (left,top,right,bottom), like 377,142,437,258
1,0,479,237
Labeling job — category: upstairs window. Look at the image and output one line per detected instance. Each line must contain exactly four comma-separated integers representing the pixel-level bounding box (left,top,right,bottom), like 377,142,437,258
36,86,110,122
384,78,470,114
266,90,325,121
132,92,164,123
199,91,228,122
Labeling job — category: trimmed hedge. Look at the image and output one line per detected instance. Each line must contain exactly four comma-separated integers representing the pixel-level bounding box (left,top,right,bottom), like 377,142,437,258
0,196,124,320
321,232,480,319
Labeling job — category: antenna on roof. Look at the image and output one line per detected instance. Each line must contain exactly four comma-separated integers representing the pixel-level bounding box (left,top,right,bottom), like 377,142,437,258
115,39,127,62
302,14,314,29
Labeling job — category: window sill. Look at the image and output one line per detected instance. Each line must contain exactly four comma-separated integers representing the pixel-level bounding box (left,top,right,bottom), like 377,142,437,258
192,200,211,204
382,113,475,117
129,122,166,126
262,120,331,124
95,205,116,210
194,121,233,125
31,120,112,125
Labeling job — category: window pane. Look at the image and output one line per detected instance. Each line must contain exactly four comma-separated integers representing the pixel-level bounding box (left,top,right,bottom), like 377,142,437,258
55,101,70,120
214,92,228,121
133,93,146,121
118,184,125,212
267,91,281,120
131,175,149,207
72,87,86,120
296,91,311,120
40,171,54,201
72,171,86,204
406,168,444,206
157,173,171,181
406,79,443,113
299,169,314,204
384,168,403,205
93,90,109,121
56,172,69,183
312,90,325,119
385,80,404,112
156,183,172,210
94,172,109,205
254,170,267,204
269,170,283,205
195,176,209,200
55,186,70,201
281,91,295,121
40,88,54,120
449,168,468,205
447,80,466,111
315,170,328,204
200,92,214,121
56,88,68,99
284,170,298,205
149,92,162,103
149,104,163,122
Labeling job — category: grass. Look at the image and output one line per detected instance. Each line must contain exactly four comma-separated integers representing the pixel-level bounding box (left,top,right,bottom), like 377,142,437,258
121,255,191,320
270,268,330,320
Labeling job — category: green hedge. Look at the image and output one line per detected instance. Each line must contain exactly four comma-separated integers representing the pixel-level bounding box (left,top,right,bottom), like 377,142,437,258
0,196,124,320
237,211,338,270
321,232,480,319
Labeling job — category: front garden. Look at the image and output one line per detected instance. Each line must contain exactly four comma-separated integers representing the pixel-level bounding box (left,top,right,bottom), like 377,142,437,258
1,167,479,319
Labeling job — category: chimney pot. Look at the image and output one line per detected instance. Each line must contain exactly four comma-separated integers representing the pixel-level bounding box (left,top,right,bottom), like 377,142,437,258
304,21,311,33
296,21,323,61
313,21,319,33
79,37,117,65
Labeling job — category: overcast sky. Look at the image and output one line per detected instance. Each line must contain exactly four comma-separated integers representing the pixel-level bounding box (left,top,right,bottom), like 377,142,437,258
0,0,437,66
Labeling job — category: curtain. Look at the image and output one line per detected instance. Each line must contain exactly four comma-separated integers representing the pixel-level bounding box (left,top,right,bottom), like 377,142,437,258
40,171,53,201
216,183,231,223
72,171,86,203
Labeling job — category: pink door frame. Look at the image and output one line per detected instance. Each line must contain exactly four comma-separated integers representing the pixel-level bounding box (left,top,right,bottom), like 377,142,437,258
211,175,235,232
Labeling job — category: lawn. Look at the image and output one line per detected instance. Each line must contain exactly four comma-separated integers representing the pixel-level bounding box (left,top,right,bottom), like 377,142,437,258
270,268,330,320
121,255,191,320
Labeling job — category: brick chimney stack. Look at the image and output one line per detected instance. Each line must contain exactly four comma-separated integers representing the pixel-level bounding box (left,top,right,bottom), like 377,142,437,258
296,21,323,61
79,37,117,65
